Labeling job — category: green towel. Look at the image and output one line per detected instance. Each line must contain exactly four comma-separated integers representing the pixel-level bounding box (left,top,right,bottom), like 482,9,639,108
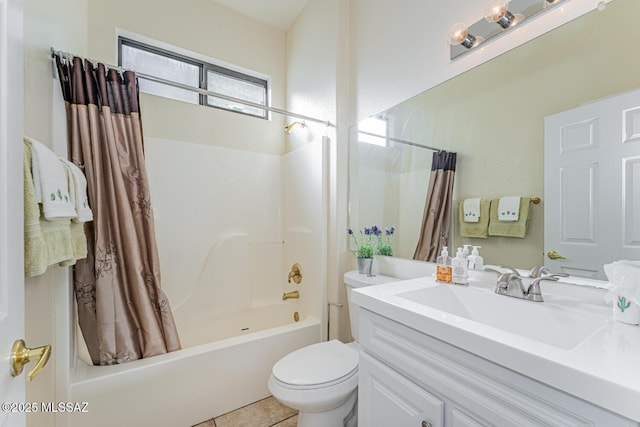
459,199,490,238
488,197,531,238
24,143,48,277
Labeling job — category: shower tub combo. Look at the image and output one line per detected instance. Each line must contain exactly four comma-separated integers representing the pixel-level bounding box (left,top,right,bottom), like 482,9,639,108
64,139,325,427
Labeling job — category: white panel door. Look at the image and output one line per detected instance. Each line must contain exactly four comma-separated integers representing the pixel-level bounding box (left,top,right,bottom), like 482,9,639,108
0,0,25,426
545,88,640,279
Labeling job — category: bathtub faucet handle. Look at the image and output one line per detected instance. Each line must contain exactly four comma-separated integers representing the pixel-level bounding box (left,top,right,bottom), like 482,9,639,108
287,263,302,284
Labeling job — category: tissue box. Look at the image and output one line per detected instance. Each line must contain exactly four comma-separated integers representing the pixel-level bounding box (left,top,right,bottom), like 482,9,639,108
613,295,640,325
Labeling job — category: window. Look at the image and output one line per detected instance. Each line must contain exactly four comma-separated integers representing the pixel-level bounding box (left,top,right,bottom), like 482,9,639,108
118,37,269,119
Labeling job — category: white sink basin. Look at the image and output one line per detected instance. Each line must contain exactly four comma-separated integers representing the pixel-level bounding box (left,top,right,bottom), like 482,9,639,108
397,284,607,350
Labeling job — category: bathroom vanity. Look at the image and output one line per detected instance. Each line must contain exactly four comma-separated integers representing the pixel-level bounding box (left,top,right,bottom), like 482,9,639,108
351,273,640,426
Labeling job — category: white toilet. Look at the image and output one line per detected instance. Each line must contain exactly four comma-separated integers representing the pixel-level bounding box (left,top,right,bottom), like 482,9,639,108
268,272,397,427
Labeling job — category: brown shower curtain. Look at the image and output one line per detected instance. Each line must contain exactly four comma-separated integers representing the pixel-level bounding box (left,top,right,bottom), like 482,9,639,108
55,56,181,365
413,150,457,262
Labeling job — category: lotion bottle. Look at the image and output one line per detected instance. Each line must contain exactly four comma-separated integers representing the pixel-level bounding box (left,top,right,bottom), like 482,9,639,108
452,247,469,285
468,246,484,271
436,246,452,283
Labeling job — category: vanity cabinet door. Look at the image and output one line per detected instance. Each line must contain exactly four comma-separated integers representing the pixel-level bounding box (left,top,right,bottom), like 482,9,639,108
359,352,444,427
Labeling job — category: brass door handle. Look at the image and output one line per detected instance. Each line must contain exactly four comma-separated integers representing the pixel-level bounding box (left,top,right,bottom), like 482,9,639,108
547,250,566,260
10,339,51,381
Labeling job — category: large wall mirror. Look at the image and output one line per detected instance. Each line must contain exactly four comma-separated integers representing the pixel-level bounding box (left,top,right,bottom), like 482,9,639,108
348,0,640,282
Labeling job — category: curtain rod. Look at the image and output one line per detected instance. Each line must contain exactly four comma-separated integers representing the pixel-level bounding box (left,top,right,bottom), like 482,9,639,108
357,130,441,152
50,48,335,128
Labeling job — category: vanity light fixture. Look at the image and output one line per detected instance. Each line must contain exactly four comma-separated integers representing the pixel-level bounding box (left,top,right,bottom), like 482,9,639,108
449,0,569,60
449,23,479,49
284,120,305,134
484,0,524,29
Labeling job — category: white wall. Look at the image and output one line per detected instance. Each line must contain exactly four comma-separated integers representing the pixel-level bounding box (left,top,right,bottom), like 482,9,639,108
23,0,88,426
351,0,616,121
286,0,343,340
89,0,287,156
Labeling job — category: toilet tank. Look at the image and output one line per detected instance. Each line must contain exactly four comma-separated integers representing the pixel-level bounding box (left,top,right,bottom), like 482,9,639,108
343,271,399,342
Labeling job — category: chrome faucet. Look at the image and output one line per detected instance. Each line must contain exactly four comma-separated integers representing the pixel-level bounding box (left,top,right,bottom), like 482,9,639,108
282,290,300,300
485,266,563,302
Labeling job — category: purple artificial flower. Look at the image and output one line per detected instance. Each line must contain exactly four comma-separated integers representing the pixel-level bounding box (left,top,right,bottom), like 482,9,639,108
348,228,353,235
364,227,371,235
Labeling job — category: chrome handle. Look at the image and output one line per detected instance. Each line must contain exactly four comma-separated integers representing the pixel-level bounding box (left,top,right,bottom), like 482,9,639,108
547,250,566,260
422,421,432,427
10,339,51,381
499,265,520,275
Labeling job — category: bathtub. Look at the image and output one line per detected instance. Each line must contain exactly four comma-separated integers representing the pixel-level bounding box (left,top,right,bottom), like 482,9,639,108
68,304,320,427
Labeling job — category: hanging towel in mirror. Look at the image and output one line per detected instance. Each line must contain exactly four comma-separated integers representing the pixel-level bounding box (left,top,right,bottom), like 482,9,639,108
497,196,522,221
459,199,490,238
488,198,531,238
463,198,482,223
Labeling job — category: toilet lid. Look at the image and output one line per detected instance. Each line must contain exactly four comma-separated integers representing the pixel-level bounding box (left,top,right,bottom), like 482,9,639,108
272,340,358,387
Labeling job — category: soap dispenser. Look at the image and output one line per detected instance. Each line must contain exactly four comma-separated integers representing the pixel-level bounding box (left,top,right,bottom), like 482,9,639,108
436,246,452,283
452,247,469,285
468,246,484,271
462,244,472,259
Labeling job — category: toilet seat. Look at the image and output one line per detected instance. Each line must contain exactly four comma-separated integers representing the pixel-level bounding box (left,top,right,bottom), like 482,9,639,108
272,340,358,390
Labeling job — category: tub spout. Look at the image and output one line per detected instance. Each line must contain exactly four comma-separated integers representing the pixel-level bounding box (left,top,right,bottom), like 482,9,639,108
282,290,300,300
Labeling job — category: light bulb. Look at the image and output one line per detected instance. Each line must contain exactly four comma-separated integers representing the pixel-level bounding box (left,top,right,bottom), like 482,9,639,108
484,0,519,28
485,0,509,22
449,23,477,49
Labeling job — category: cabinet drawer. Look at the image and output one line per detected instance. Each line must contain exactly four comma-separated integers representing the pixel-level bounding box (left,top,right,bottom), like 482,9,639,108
359,351,443,427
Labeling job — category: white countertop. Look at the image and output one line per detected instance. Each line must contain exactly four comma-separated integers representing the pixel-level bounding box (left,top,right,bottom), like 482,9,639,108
349,271,640,422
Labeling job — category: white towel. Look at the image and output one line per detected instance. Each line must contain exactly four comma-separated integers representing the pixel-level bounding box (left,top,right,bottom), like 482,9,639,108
25,137,77,220
463,198,482,223
498,196,521,222
60,159,93,223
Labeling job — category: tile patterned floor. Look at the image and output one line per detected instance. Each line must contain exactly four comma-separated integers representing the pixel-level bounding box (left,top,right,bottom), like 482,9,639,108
193,396,297,427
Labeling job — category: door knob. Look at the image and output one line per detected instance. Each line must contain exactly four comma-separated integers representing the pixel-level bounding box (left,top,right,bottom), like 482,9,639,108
10,339,51,381
547,250,566,260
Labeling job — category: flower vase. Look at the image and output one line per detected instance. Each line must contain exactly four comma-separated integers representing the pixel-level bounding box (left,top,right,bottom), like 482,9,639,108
357,257,373,276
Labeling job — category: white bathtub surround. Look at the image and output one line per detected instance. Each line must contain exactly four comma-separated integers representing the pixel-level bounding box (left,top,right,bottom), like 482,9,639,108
145,137,324,326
